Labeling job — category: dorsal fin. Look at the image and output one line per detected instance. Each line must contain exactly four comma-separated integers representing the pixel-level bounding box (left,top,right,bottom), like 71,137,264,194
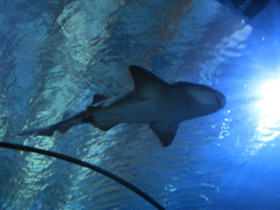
91,94,108,105
129,65,168,100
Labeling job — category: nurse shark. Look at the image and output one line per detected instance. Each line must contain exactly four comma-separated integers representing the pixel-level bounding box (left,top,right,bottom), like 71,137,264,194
13,65,226,147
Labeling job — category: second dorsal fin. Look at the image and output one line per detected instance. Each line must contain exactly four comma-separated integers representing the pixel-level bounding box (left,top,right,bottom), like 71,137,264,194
62,110,75,119
91,94,108,105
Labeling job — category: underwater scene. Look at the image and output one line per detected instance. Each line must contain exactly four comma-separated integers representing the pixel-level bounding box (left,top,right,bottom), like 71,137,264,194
1,0,280,209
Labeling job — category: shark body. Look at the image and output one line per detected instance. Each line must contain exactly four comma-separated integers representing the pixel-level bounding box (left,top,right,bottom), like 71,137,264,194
14,65,226,147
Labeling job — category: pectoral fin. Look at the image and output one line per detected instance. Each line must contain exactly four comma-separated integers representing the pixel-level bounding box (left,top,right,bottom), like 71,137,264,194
90,121,117,131
149,121,180,147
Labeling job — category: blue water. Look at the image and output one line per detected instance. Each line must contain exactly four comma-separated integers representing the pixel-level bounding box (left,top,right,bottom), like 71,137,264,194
1,0,280,209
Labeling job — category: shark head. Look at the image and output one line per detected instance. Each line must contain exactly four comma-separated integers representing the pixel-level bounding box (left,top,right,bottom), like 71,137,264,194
185,83,226,115
171,81,226,119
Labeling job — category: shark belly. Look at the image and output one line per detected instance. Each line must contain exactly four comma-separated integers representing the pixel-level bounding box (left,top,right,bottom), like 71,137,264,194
93,97,165,125
92,93,193,126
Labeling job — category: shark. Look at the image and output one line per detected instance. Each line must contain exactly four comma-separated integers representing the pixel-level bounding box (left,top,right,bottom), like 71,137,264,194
13,65,226,147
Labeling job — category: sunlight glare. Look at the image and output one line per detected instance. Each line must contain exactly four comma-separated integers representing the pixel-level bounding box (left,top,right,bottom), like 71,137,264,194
256,79,280,142
258,79,280,121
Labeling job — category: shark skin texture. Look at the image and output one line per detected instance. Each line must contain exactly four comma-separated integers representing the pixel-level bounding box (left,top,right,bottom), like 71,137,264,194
12,65,226,147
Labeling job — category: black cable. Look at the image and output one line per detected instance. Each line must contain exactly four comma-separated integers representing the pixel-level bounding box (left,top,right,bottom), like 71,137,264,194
0,142,165,210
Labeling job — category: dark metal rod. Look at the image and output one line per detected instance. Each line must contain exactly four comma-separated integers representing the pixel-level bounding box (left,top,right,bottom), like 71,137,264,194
0,142,165,210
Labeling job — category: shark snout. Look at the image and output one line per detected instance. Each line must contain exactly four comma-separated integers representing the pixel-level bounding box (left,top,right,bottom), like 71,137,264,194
216,93,226,108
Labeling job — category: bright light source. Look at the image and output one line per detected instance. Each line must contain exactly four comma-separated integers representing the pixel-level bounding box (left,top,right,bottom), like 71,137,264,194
256,79,280,142
258,79,280,120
